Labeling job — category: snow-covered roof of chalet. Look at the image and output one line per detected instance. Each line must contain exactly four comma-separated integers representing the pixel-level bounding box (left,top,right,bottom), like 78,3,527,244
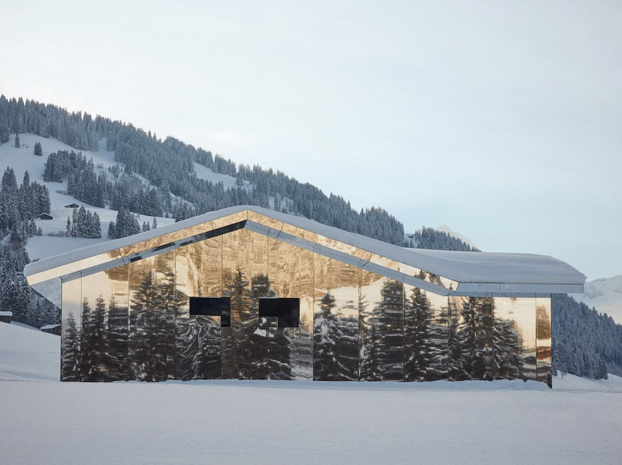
24,205,585,306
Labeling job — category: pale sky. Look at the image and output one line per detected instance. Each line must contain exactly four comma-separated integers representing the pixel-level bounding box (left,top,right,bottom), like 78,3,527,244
1,1,621,281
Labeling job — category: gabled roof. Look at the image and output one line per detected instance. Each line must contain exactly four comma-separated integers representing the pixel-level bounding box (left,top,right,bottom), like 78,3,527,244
25,205,585,307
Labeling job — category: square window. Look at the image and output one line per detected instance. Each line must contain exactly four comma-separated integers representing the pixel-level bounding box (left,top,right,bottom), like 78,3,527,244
189,297,231,327
259,298,299,328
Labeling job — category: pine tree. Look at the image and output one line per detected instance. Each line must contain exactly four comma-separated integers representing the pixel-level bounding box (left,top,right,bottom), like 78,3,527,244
14,134,20,148
34,141,42,156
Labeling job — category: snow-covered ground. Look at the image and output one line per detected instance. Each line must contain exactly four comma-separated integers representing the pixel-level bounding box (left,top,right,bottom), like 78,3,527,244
0,322,59,381
1,323,621,465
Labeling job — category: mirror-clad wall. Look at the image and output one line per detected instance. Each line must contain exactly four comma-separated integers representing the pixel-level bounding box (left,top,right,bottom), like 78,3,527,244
61,229,552,386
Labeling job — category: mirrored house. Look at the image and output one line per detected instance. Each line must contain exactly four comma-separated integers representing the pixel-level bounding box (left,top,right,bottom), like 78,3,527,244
25,206,585,387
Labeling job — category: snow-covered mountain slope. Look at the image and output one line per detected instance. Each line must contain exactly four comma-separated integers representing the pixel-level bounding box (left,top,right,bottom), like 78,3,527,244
436,224,479,250
572,275,622,324
0,133,176,262
193,162,252,190
0,322,59,381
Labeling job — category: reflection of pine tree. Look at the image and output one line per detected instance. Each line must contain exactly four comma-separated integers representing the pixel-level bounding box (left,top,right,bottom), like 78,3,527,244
447,298,467,380
358,284,370,380
268,328,292,380
291,313,313,379
175,319,198,381
404,286,433,381
536,304,551,339
61,312,81,381
223,266,251,379
314,292,340,380
107,297,128,381
429,305,450,380
247,274,271,379
336,311,359,381
380,280,404,381
360,285,383,381
492,317,521,379
194,316,222,379
129,271,168,381
79,298,93,381
79,296,113,382
160,266,183,380
457,297,494,380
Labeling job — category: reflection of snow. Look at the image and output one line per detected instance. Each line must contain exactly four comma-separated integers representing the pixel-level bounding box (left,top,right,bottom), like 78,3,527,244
494,298,537,348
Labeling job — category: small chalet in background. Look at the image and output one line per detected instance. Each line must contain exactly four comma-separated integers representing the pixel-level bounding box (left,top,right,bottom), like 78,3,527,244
65,203,80,209
0,311,12,324
38,213,53,220
41,324,61,336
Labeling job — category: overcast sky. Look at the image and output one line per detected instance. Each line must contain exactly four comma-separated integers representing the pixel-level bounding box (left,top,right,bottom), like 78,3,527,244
1,1,621,280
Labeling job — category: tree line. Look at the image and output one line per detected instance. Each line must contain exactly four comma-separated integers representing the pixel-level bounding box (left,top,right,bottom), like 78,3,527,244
552,293,621,379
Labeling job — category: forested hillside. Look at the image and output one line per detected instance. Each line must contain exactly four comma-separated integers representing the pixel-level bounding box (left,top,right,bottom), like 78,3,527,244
407,227,480,252
552,294,622,378
0,96,404,244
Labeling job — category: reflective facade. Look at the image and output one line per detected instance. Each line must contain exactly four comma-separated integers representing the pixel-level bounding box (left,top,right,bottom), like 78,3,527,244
59,220,553,386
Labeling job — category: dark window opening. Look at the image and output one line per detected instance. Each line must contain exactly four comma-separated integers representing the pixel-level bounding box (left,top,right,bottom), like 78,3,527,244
189,297,231,327
259,298,300,328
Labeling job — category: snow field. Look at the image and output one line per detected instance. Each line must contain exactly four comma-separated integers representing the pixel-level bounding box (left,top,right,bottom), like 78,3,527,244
1,378,621,465
0,322,59,381
1,324,622,465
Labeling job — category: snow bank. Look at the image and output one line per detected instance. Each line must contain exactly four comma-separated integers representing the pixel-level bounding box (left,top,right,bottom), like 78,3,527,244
0,322,59,381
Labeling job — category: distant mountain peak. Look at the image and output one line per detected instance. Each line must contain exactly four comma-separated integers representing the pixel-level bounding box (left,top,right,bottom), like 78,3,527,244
435,224,479,251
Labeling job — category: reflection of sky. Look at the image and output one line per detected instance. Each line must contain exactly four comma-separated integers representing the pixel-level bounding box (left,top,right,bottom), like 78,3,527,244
62,279,82,330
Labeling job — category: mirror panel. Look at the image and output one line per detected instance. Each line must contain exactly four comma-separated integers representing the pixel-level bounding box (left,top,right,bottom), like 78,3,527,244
536,297,552,386
269,238,313,380
313,254,360,381
403,285,449,381
493,297,537,381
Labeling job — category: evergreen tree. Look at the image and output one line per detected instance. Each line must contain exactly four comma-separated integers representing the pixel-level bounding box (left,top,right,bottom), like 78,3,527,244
34,141,42,156
14,134,20,148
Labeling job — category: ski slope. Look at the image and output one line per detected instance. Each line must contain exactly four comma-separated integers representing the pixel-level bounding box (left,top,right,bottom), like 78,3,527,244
1,323,621,465
0,133,177,261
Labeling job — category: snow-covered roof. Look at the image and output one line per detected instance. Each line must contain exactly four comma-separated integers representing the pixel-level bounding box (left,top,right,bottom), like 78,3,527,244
40,324,61,330
0,311,13,317
25,205,585,306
